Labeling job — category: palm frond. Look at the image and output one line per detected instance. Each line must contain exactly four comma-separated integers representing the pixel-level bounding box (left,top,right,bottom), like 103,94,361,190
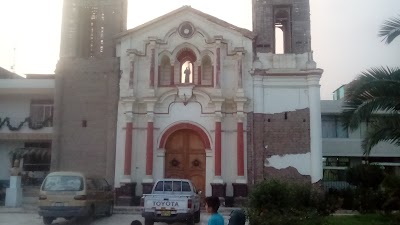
378,15,400,44
362,116,400,155
341,67,400,130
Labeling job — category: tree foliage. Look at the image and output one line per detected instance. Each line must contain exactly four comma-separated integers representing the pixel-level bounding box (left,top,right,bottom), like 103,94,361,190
341,67,400,154
379,14,400,44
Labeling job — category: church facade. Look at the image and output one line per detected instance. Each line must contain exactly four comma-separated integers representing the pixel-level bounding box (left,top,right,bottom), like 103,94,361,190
52,0,323,198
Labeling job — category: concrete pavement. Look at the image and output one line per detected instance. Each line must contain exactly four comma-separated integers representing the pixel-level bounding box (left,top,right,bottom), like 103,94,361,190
0,212,232,225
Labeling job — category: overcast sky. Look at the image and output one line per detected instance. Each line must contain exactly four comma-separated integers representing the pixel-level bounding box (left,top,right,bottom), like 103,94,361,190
0,0,399,100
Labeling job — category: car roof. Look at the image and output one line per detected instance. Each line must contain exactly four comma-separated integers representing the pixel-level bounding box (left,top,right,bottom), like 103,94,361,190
46,171,104,179
46,171,85,177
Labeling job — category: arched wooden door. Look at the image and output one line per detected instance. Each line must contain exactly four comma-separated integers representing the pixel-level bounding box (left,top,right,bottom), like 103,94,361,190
165,129,206,195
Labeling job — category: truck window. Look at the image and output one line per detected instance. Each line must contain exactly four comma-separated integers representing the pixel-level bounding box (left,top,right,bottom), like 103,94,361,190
173,181,181,191
182,182,191,192
154,181,163,191
164,181,172,191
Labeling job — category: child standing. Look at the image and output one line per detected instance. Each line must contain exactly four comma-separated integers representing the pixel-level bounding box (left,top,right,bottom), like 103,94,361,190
205,196,224,225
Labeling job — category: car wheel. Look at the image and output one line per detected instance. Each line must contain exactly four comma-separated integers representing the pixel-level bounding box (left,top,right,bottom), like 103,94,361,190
43,217,54,225
187,216,195,225
105,202,113,217
144,218,154,225
88,206,96,221
194,210,201,223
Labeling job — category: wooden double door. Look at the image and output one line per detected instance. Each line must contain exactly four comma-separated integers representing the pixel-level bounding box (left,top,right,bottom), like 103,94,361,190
165,129,206,195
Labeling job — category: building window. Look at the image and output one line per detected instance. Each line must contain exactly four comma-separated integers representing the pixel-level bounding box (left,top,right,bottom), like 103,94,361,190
30,100,53,127
200,55,213,86
159,55,172,86
321,115,348,138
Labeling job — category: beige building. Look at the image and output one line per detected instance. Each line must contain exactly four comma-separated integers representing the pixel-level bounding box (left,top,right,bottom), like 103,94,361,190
52,0,323,202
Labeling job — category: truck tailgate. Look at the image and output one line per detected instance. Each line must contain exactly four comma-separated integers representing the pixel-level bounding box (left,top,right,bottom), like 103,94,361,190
143,195,190,214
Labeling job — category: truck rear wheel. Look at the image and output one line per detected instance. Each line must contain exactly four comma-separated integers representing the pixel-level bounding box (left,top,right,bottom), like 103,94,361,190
194,210,201,223
144,219,154,225
43,217,54,225
187,216,195,225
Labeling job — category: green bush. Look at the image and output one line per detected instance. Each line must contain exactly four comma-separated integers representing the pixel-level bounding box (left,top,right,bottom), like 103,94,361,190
381,175,400,212
346,164,384,189
247,179,326,225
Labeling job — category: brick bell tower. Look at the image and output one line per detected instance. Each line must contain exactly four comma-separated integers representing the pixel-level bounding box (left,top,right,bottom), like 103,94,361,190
248,0,323,186
52,0,127,183
252,0,311,54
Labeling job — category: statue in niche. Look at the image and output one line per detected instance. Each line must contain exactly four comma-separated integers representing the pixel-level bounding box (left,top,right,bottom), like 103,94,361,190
9,159,22,176
184,66,191,83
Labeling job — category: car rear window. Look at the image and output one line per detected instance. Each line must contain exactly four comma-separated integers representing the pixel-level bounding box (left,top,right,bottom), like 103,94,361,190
42,175,83,191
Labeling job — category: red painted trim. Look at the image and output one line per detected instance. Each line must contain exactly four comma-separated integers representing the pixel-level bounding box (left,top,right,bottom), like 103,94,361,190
238,60,243,88
157,65,161,86
129,62,134,88
198,66,201,85
150,49,155,87
237,122,244,176
170,65,174,85
216,48,220,88
159,123,211,149
215,121,222,176
146,121,154,176
124,122,133,175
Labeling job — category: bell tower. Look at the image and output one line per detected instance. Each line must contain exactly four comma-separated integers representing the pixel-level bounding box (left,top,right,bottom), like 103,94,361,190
252,0,311,54
60,0,127,58
52,0,127,183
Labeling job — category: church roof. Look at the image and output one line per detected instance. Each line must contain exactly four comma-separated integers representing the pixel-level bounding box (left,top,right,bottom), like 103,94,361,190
115,5,255,39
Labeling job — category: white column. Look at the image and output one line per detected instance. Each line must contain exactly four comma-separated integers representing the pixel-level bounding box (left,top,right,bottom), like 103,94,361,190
307,75,323,183
253,76,264,113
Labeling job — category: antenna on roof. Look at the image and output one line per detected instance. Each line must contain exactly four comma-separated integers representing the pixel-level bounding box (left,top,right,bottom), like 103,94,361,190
10,47,16,73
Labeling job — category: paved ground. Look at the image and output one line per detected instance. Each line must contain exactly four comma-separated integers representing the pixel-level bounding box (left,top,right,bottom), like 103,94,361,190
0,212,233,225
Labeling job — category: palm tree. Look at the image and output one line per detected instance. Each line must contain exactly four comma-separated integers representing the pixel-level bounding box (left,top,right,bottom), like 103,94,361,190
378,14,400,44
341,67,400,155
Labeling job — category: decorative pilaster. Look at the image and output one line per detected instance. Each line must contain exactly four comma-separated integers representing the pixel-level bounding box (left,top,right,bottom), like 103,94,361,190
233,98,248,197
146,114,154,177
234,98,247,180
211,98,225,197
149,38,157,89
143,98,157,184
121,98,135,180
234,47,245,90
212,98,224,180
307,74,323,183
237,117,244,177
124,120,133,176
215,37,222,88
215,117,222,177
129,56,135,89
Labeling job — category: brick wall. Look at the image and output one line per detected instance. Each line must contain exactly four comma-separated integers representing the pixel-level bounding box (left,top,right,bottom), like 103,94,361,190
247,108,311,185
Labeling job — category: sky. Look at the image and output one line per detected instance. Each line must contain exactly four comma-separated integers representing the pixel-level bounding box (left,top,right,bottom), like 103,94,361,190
0,0,399,100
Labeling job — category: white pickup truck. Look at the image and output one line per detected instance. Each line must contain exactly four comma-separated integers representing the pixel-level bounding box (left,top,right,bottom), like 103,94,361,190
141,179,202,225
